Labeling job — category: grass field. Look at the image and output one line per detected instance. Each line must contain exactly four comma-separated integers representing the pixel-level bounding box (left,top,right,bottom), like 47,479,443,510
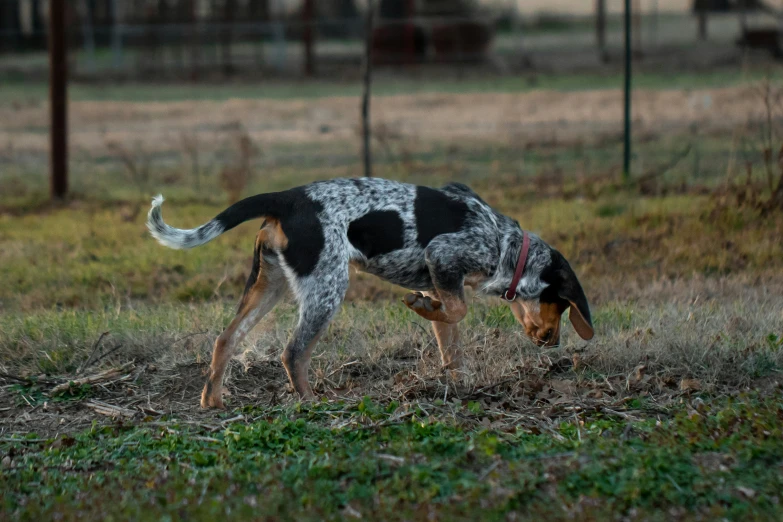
2,69,783,519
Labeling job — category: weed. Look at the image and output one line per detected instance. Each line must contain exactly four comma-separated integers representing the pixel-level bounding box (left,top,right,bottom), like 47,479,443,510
219,124,257,204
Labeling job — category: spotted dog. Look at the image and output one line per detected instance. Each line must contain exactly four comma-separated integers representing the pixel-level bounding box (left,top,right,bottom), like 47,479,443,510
147,178,594,409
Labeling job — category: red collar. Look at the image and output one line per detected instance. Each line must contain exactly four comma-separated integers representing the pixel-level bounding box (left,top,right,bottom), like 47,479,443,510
502,231,530,301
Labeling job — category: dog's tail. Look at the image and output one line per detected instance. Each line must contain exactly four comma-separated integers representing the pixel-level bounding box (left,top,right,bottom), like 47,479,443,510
146,193,276,250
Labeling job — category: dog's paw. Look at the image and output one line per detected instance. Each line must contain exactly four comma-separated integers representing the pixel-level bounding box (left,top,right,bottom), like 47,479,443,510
403,292,442,312
200,383,226,410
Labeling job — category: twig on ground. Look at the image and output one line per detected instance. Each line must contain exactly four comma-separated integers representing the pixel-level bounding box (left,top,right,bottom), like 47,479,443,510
85,400,138,419
459,379,515,400
326,360,360,379
221,414,245,425
50,362,135,395
375,453,405,466
86,344,125,372
477,460,501,481
0,373,59,386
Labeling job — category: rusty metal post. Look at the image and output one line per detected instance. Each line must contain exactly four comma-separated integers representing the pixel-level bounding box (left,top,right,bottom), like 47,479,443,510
303,0,314,75
623,0,632,181
362,0,375,177
50,0,68,199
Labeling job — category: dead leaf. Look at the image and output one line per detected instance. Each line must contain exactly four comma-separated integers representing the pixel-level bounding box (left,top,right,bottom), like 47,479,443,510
549,379,576,395
632,364,646,382
679,378,702,392
737,486,756,499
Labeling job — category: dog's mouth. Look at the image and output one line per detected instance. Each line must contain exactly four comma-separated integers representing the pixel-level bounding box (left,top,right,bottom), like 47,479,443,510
530,333,560,348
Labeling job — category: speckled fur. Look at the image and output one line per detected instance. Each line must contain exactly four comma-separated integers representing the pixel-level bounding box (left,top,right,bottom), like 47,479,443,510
147,177,578,405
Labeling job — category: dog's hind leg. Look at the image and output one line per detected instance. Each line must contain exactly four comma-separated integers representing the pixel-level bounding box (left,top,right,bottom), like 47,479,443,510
201,231,287,409
281,265,349,400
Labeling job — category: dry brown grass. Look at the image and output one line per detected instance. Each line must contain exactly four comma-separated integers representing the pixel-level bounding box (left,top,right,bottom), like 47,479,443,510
1,274,781,437
0,86,765,158
219,124,257,204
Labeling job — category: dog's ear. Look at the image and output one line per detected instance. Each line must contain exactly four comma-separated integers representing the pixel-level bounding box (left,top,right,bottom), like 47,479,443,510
543,250,594,340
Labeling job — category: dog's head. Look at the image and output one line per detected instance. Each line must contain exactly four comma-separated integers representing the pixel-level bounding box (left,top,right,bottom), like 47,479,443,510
492,237,593,347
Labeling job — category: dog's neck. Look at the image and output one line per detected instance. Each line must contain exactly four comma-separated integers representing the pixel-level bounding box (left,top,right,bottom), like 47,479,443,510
480,221,551,300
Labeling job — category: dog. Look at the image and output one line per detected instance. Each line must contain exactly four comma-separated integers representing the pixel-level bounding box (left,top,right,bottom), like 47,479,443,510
147,177,594,409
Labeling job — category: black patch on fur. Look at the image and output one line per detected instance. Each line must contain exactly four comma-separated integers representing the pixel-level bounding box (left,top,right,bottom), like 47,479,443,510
203,188,324,278
347,211,405,259
541,249,592,327
277,187,325,277
413,186,469,248
213,191,287,233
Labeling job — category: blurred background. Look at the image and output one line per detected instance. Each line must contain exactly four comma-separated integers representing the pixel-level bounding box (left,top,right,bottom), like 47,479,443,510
1,0,783,204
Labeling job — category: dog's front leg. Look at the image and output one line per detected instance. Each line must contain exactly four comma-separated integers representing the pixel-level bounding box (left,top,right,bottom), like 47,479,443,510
403,236,473,324
431,320,461,374
403,289,467,324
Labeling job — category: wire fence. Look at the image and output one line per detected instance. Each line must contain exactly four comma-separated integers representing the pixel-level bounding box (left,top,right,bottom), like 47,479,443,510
1,1,773,78
0,2,781,202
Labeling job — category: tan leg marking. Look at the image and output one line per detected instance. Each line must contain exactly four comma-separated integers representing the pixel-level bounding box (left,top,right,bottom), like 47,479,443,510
431,320,461,372
415,290,461,371
201,226,286,409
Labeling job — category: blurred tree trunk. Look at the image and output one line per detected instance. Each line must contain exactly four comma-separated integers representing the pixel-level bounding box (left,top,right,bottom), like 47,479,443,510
30,0,45,48
248,0,269,20
187,0,201,79
335,0,359,18
0,0,22,52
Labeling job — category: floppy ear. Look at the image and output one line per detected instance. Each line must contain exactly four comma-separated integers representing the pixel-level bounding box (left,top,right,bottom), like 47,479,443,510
545,251,594,340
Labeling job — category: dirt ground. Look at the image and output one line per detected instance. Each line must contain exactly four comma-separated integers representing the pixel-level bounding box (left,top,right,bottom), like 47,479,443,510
0,85,762,158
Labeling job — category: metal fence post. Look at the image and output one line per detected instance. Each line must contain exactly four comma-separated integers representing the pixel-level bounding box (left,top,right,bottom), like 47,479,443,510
50,0,69,199
362,0,376,178
81,0,97,75
111,0,123,72
623,0,632,182
303,0,314,75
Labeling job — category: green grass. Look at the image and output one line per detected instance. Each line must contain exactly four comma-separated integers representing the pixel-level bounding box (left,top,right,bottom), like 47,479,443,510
2,187,781,311
2,395,782,520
